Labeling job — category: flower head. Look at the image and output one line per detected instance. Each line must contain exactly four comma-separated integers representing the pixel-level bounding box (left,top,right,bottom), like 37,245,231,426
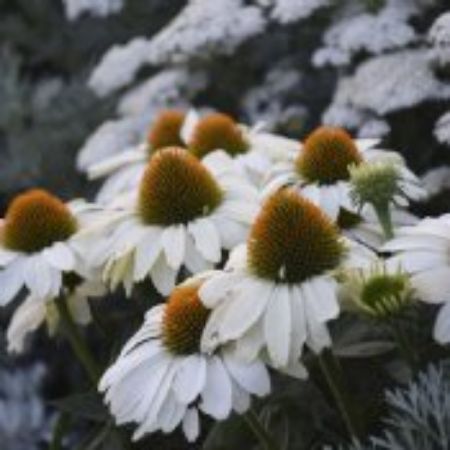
147,109,185,152
296,126,362,185
99,278,270,442
189,113,248,159
162,281,210,355
199,190,359,373
2,189,77,254
350,162,401,210
138,147,223,226
248,189,344,283
343,265,413,318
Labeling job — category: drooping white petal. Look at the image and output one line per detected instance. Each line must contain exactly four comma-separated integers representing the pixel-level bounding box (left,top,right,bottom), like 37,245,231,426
173,355,207,405
150,254,178,295
133,228,162,281
132,359,178,440
303,277,339,323
24,256,54,299
198,272,237,308
180,109,199,144
223,352,270,396
263,285,291,368
188,218,221,263
412,267,450,304
182,408,200,443
161,225,186,270
434,302,450,344
230,380,251,414
0,261,24,305
199,356,232,420
6,295,46,353
232,320,265,363
68,294,92,326
43,242,76,271
218,278,272,342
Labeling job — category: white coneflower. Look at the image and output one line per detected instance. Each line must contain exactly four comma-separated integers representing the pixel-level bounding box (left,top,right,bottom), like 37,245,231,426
263,126,424,222
198,189,371,376
99,277,270,442
79,147,259,296
183,110,299,186
87,110,187,203
383,215,450,344
6,274,106,353
0,189,97,305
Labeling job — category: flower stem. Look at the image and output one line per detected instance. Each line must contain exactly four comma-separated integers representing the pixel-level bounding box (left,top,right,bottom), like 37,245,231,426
49,412,70,450
55,295,101,385
55,296,134,450
374,203,393,239
318,349,363,440
243,409,281,450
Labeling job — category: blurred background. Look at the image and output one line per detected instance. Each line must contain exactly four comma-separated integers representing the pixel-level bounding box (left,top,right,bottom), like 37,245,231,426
0,1,449,449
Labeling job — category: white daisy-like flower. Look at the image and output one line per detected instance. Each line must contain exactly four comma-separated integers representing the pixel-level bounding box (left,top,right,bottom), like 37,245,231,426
6,274,106,354
198,189,372,376
383,215,450,344
182,109,300,187
88,109,299,203
87,110,187,203
79,147,259,296
99,277,270,442
262,126,425,222
0,190,99,306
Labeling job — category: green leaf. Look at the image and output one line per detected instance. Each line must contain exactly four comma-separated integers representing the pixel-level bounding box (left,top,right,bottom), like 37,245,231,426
203,414,254,450
49,391,109,423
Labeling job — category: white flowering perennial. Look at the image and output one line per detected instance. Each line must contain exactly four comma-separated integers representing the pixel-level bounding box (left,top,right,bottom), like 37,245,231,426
262,126,423,230
99,277,270,442
384,215,450,343
80,147,259,295
0,190,97,305
62,0,123,21
199,189,370,375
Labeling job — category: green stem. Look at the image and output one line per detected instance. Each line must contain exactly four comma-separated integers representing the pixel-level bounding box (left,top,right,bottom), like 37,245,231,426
55,296,102,384
389,320,418,372
318,350,363,440
243,409,281,450
49,412,70,450
55,296,134,450
374,203,393,239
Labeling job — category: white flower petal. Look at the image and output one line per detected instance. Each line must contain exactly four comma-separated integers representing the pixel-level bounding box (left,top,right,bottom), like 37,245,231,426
263,285,291,368
0,261,24,305
199,356,232,420
134,229,162,281
43,242,76,271
223,353,270,396
434,302,450,344
162,225,186,270
188,218,221,263
150,254,178,295
412,267,450,304
6,295,46,353
173,355,207,405
182,408,200,443
219,278,272,342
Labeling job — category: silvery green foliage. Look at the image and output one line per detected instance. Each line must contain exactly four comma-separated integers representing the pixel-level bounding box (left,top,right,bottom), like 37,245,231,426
0,364,49,450
335,362,450,450
62,0,123,20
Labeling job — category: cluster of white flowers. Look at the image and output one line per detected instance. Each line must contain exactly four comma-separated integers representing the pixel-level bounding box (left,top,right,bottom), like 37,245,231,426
62,0,123,21
5,100,449,444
